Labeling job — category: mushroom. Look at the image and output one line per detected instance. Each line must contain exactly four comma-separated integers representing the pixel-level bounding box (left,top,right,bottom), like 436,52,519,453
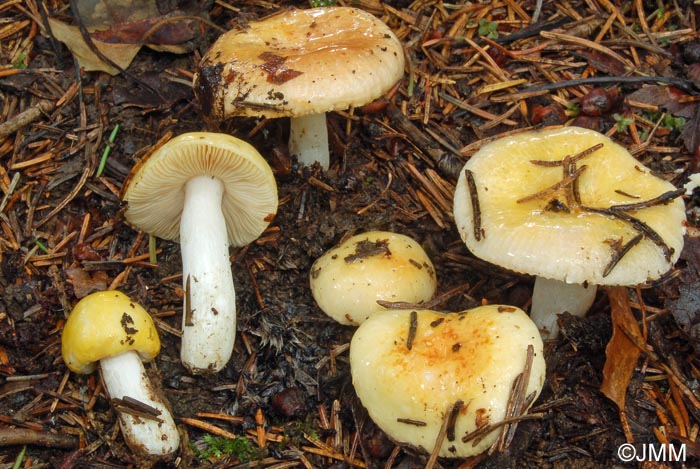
61,290,179,457
121,132,278,373
310,231,437,326
193,7,405,169
453,126,686,338
350,305,545,458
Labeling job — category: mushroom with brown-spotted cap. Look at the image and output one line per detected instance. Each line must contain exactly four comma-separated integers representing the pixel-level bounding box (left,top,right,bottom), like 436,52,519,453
121,132,278,373
61,290,179,457
453,126,686,338
193,6,405,169
350,305,545,458
310,231,437,326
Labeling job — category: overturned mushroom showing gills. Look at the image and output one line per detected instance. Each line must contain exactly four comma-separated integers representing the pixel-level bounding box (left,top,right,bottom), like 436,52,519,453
453,126,686,338
193,7,405,169
310,231,437,326
61,291,179,457
121,132,278,373
350,306,545,458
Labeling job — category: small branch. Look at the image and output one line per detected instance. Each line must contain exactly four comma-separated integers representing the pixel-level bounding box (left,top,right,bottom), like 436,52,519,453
608,188,685,211
516,165,586,204
530,143,604,167
581,206,673,261
0,427,78,448
406,310,418,350
465,169,483,241
385,103,463,179
603,234,644,278
0,100,55,140
515,76,697,97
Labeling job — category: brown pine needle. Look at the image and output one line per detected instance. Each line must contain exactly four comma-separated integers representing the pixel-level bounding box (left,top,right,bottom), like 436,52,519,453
180,417,239,440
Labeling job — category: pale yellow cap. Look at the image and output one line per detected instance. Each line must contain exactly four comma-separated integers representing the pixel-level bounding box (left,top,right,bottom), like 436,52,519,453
193,7,405,119
350,305,545,457
310,231,437,326
453,126,686,285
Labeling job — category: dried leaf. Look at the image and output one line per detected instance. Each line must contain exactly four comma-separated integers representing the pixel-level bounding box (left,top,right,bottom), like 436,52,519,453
76,0,160,28
679,228,700,276
48,0,195,75
65,266,109,299
600,286,643,410
574,50,627,76
90,14,196,53
77,0,196,53
679,103,700,154
48,17,140,75
668,280,700,335
627,85,695,118
627,86,699,153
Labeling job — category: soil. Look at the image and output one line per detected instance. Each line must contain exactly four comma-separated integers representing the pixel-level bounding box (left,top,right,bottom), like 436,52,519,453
1,1,700,468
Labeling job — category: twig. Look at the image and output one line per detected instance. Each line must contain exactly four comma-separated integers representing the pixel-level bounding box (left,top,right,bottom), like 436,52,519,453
406,310,418,350
510,76,697,99
0,427,78,448
465,169,482,241
377,282,472,310
180,417,239,439
111,396,163,422
385,103,463,179
516,165,587,205
580,206,673,261
425,401,459,469
608,188,685,211
498,345,535,451
603,234,644,278
529,143,604,167
0,100,54,140
95,124,120,178
461,345,542,451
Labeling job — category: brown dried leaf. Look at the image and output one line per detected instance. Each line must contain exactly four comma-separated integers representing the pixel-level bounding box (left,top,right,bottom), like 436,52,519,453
90,14,196,53
600,286,643,410
679,103,700,154
48,0,194,75
575,50,627,76
48,17,140,75
627,85,695,118
65,266,109,299
627,86,699,153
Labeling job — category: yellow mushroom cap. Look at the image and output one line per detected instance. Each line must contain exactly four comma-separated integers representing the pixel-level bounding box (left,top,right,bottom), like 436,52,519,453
193,7,405,119
310,231,437,326
350,306,546,458
453,126,686,285
62,291,161,374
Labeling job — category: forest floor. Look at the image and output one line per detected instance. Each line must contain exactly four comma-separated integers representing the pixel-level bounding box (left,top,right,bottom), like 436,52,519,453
2,0,700,468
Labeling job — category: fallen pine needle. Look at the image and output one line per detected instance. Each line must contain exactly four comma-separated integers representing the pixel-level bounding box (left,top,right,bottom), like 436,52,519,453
180,417,238,439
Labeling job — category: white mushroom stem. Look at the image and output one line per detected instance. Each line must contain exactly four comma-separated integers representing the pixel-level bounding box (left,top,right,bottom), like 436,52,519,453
289,113,329,169
180,175,237,373
530,276,597,339
100,351,179,456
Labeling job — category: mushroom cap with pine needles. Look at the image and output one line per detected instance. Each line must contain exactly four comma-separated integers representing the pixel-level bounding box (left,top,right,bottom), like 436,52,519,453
453,126,686,286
